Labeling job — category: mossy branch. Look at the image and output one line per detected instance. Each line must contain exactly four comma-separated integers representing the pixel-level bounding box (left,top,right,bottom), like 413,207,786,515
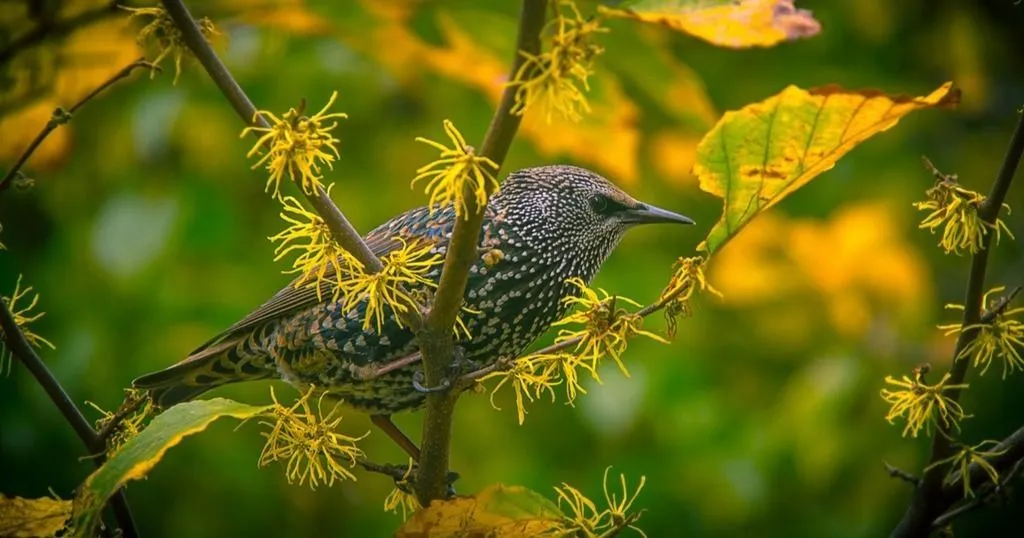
412,0,548,504
892,112,1024,537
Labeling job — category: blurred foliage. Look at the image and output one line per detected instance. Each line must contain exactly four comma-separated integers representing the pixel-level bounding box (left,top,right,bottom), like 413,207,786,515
2,0,1024,537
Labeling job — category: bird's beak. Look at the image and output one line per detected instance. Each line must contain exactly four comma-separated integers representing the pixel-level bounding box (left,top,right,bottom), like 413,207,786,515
621,202,695,226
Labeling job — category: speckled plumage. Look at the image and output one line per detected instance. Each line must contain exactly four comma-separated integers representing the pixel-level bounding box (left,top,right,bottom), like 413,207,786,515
134,165,693,414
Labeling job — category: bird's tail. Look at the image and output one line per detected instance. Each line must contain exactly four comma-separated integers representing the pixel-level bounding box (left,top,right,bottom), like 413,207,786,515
133,335,274,408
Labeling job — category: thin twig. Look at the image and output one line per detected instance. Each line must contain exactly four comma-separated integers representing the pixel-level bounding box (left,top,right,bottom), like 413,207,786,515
1,293,139,537
892,112,1024,537
886,462,921,487
412,0,548,505
0,58,156,194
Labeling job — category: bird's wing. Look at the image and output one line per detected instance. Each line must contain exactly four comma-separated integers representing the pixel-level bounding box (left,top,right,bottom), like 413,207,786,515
188,223,420,356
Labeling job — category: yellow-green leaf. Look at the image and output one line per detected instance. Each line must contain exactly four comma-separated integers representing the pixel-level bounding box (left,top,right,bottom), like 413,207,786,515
72,398,270,535
696,82,960,254
0,495,71,538
599,0,821,48
396,484,564,537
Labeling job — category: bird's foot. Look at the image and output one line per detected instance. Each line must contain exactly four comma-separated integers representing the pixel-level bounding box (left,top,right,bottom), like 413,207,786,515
412,370,451,393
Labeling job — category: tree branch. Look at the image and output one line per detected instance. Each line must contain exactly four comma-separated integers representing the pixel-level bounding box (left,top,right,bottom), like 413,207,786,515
159,0,386,275
412,0,548,504
931,426,1024,529
0,1,123,68
0,58,156,194
1,295,139,538
891,112,1024,537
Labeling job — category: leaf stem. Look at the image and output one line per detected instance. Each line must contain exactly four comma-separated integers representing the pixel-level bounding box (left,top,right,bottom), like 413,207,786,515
413,0,548,504
891,111,1024,537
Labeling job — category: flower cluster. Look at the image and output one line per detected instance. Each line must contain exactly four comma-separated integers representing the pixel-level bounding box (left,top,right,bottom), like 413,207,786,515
122,6,218,84
508,0,608,123
658,256,721,339
939,286,1024,379
383,458,421,520
257,387,368,489
413,120,499,219
880,365,969,438
555,467,647,537
341,238,442,332
1,275,55,374
554,278,667,377
913,164,1013,255
925,440,1006,499
243,92,348,199
86,389,155,457
479,355,561,425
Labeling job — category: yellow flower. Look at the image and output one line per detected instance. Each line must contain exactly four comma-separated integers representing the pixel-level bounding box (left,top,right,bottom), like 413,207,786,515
880,366,969,438
269,194,362,302
659,256,721,339
508,0,608,123
940,286,1024,379
340,238,441,333
86,389,154,457
383,458,421,520
554,467,647,537
242,92,348,199
553,278,667,378
1,275,56,374
480,356,561,425
122,6,218,84
413,120,499,219
925,440,1006,499
913,168,1013,255
257,387,368,490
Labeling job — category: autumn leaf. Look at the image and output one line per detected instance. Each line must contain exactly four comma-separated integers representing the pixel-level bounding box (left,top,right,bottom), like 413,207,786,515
72,398,270,535
396,484,564,537
695,82,960,254
0,495,71,538
599,0,820,48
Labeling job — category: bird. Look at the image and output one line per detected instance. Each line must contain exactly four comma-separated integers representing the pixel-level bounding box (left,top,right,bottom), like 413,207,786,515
133,165,693,455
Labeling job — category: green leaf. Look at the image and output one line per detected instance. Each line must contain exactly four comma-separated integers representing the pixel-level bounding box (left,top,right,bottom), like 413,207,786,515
599,0,821,48
396,484,564,537
695,82,960,254
72,398,270,535
0,495,72,538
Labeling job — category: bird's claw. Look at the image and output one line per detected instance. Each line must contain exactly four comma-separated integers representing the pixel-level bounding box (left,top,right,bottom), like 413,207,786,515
412,370,452,393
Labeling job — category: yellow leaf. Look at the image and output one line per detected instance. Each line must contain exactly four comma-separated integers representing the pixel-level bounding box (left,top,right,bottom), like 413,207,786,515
599,0,821,48
396,484,564,537
695,82,960,253
0,495,71,538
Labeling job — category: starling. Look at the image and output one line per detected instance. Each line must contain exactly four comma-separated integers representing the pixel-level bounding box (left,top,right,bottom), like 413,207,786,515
134,165,692,423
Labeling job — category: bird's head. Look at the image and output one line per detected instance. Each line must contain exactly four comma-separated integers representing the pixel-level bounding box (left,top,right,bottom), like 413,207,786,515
493,165,694,276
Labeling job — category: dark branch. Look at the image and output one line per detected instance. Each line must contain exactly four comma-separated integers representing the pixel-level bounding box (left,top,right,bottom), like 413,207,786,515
886,462,921,487
412,0,548,505
891,112,1024,537
931,426,1024,529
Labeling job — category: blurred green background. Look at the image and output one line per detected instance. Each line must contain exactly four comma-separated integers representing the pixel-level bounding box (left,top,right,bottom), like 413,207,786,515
2,0,1024,536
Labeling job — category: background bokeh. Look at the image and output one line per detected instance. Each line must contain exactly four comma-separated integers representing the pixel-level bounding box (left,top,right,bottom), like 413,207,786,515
2,0,1024,536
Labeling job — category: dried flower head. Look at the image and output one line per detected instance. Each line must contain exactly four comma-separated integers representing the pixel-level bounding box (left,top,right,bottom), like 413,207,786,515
554,467,647,537
383,458,421,520
659,256,721,339
508,0,608,123
242,92,348,199
913,161,1013,255
940,286,1024,379
413,120,499,219
880,365,969,438
86,389,154,457
122,6,218,84
553,278,667,378
269,194,362,301
1,275,56,375
258,387,368,489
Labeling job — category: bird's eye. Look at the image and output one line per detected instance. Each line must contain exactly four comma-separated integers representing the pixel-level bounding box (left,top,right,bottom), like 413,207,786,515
589,195,609,214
